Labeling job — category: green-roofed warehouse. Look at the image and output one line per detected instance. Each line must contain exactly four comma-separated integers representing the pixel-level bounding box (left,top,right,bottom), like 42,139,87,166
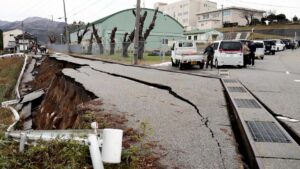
70,8,184,50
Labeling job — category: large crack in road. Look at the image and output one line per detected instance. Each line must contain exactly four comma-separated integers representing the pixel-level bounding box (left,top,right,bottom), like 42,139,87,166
86,66,227,169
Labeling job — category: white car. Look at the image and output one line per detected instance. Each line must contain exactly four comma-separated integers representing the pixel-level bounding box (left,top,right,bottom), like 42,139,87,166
273,39,286,51
212,40,244,68
253,40,265,59
171,41,205,70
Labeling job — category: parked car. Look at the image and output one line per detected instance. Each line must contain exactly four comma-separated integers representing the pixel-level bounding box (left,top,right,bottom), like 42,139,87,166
263,40,276,55
212,40,244,68
171,40,205,70
253,40,265,59
281,39,292,49
273,39,286,51
148,50,161,56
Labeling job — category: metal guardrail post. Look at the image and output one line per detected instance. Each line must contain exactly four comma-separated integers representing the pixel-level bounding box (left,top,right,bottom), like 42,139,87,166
19,133,27,153
88,134,104,169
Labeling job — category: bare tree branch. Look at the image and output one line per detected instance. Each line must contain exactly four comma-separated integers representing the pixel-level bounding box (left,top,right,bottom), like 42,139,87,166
77,23,90,44
144,8,159,40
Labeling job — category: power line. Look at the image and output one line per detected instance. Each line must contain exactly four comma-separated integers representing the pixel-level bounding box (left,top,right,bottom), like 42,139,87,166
68,0,103,17
230,0,299,9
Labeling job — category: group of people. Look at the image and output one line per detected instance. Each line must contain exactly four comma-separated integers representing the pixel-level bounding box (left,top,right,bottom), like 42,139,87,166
203,41,257,70
242,41,257,67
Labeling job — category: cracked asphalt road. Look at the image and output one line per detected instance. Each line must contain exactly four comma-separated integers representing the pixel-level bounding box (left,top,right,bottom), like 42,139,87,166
154,49,300,138
51,53,242,169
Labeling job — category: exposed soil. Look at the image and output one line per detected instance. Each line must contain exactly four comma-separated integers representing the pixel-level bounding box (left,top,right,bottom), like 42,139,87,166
26,56,164,168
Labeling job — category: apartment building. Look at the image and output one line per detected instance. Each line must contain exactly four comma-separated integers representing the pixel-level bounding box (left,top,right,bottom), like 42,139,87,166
154,0,217,30
197,7,265,29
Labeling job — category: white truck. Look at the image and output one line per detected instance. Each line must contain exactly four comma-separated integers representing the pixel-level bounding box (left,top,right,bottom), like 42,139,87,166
171,41,205,70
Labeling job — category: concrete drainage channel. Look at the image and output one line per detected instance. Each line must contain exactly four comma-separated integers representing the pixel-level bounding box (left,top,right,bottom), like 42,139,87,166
221,77,300,169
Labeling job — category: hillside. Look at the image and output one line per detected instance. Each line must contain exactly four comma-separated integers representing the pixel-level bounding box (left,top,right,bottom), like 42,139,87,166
217,24,300,38
0,17,65,44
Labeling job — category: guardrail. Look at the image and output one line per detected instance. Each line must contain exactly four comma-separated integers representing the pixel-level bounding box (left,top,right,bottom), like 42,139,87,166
6,124,123,169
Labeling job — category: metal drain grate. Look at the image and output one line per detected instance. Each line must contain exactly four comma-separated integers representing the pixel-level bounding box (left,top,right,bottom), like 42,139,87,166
223,79,237,83
246,121,291,143
234,99,262,108
228,87,247,93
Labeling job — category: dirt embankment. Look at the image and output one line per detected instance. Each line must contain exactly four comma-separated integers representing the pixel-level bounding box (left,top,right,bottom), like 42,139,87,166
30,57,96,129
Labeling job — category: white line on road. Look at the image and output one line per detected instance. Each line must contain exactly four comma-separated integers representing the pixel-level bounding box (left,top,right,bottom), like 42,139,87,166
286,71,290,75
294,80,300,82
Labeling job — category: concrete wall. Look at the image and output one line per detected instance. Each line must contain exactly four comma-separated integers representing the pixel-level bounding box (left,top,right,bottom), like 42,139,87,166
3,29,23,49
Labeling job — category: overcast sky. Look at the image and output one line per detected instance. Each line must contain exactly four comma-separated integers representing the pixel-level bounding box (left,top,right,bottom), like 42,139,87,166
0,0,299,23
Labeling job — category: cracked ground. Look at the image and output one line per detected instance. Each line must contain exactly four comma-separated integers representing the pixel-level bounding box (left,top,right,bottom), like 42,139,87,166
51,53,242,169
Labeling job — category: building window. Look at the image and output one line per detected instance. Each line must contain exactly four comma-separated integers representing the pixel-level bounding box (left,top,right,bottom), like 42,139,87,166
203,14,209,19
183,11,188,15
188,36,192,40
194,36,197,40
212,13,219,18
224,10,230,16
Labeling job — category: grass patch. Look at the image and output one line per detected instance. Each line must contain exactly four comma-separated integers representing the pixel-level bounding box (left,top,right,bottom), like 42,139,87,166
217,24,300,33
249,33,290,40
0,57,24,102
70,52,171,65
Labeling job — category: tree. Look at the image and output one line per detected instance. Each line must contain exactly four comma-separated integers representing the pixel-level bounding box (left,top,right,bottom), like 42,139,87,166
122,31,135,57
87,32,93,54
276,14,288,23
110,27,117,55
0,29,3,50
293,15,298,22
133,8,159,59
92,23,104,55
77,23,90,44
241,11,256,25
48,34,57,44
266,13,277,22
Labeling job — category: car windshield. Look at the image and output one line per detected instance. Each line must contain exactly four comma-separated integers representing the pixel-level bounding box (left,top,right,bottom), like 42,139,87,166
179,42,193,47
255,42,264,48
220,42,242,51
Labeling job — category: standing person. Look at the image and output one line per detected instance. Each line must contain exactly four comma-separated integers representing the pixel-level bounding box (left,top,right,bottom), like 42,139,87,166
248,41,256,66
203,43,215,70
242,42,250,67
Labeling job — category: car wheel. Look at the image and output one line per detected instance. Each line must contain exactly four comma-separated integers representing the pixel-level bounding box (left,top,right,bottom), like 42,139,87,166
199,62,204,69
179,62,183,70
215,60,219,69
261,56,264,60
272,51,275,55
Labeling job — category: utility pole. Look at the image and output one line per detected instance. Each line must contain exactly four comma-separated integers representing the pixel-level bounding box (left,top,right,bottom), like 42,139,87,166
133,0,141,65
22,21,25,53
221,5,224,27
63,0,69,49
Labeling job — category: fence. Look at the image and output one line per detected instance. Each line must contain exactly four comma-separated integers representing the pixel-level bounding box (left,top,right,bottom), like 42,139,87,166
48,41,177,64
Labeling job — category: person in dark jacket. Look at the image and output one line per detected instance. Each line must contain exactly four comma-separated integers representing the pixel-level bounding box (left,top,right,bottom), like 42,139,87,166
248,41,256,66
204,43,215,69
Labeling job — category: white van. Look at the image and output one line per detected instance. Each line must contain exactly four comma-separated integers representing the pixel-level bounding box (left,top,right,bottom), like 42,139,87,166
212,40,243,68
253,40,265,60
